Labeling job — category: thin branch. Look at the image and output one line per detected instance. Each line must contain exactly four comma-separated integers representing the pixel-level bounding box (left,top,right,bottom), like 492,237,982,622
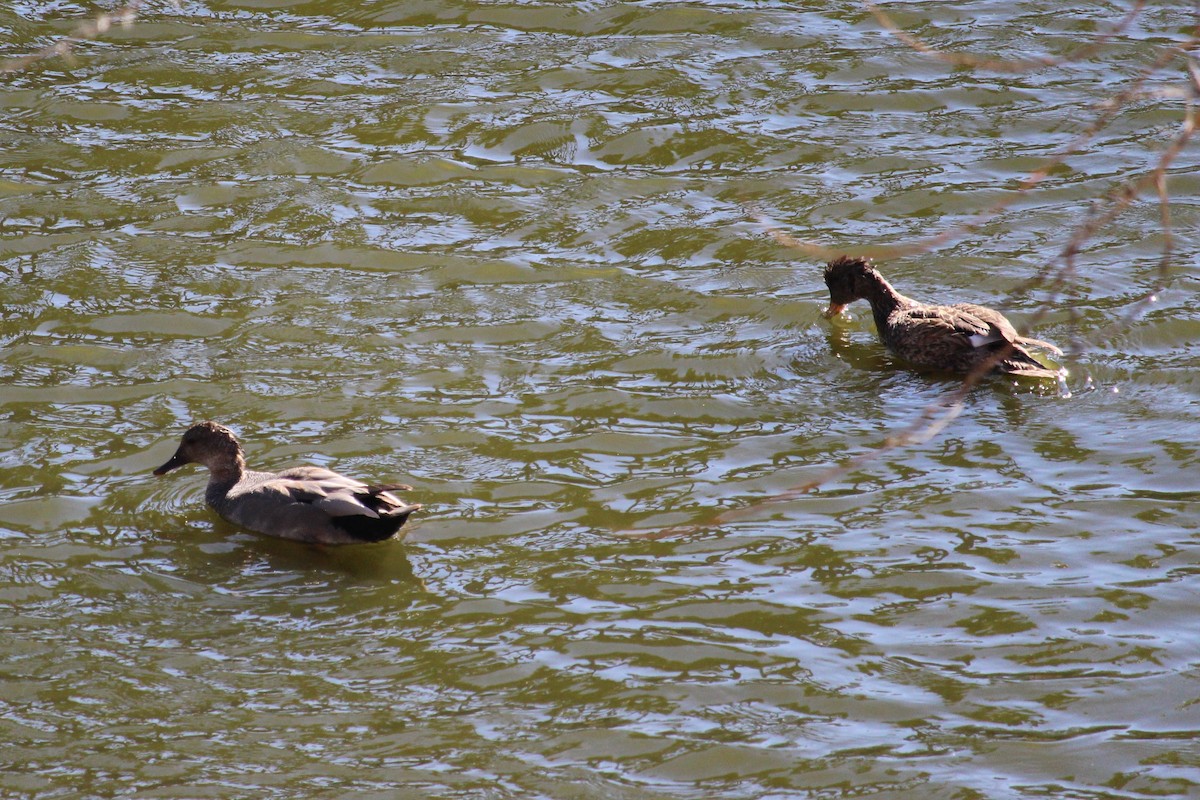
770,10,1200,266
1068,77,1198,345
863,0,1146,74
0,2,145,75
759,40,1196,264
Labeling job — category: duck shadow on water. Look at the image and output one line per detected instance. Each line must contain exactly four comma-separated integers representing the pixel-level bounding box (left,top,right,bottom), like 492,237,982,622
167,517,427,593
824,323,900,375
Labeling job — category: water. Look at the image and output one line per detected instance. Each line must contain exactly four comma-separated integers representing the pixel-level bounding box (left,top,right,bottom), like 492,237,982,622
2,1,1199,797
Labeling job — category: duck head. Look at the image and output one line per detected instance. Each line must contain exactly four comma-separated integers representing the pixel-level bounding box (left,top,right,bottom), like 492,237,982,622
822,256,880,318
154,421,245,476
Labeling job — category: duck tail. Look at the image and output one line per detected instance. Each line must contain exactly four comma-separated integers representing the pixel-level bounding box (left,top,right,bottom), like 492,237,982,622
1017,335,1063,356
332,503,422,542
1005,364,1066,380
1001,343,1066,380
368,483,414,493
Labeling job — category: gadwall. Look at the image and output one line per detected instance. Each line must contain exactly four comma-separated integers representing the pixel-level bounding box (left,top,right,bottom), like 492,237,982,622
823,256,1063,378
153,421,421,545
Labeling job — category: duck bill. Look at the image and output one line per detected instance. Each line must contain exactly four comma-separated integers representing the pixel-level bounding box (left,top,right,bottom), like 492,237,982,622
823,302,847,319
153,450,190,476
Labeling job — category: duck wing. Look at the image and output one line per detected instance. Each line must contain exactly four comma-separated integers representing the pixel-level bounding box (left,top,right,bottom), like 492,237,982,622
248,471,414,520
234,477,370,518
883,304,999,365
946,303,1023,346
883,303,1057,376
890,304,1061,377
276,466,413,494
948,304,1062,353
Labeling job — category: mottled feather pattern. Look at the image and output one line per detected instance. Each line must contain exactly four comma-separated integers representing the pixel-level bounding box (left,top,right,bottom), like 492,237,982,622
823,257,1063,379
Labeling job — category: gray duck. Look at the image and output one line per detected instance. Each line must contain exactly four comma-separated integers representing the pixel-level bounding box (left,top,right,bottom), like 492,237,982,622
822,256,1063,378
153,421,421,545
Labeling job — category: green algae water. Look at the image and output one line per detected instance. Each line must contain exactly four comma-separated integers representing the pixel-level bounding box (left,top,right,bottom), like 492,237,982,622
2,2,1199,797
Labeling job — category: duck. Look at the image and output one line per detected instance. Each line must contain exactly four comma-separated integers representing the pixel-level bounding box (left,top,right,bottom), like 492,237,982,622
153,421,421,545
822,255,1064,378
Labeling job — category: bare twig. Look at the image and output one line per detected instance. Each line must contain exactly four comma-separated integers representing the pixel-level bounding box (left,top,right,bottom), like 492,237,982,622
1066,74,1199,345
0,2,145,75
761,40,1198,264
761,6,1200,265
863,0,1146,74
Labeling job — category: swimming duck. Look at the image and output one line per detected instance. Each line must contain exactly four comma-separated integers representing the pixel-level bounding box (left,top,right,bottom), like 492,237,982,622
153,421,421,545
822,256,1063,378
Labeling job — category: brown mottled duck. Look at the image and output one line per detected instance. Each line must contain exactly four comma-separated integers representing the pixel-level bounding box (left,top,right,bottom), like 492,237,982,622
822,256,1063,379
